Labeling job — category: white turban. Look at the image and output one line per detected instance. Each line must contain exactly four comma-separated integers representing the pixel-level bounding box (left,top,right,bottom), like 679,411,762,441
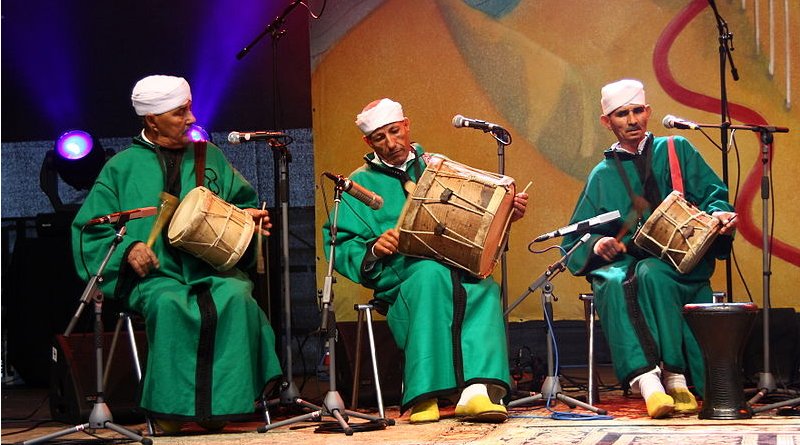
600,79,646,115
131,75,192,116
355,98,405,135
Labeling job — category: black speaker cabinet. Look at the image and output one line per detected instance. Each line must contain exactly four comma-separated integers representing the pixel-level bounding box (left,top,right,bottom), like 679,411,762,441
743,307,799,386
335,320,403,408
49,331,148,424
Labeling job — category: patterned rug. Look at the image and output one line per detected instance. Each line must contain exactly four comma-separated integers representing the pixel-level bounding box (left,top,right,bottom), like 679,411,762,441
4,391,799,444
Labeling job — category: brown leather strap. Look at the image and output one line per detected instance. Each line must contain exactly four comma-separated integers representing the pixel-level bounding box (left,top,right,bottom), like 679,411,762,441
667,136,684,194
194,141,207,187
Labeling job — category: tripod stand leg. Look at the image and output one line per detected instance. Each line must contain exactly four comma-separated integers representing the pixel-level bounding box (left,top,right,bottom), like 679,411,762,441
555,393,608,415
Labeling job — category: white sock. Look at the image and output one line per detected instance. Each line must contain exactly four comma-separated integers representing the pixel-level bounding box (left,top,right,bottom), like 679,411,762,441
457,383,488,406
629,367,665,400
662,369,688,392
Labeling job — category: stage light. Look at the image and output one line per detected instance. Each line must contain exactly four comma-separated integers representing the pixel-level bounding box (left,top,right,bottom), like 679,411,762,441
188,124,210,143
40,130,113,211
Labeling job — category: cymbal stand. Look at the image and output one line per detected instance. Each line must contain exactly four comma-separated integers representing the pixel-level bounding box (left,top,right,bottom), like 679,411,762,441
505,234,606,415
260,183,391,435
23,217,152,445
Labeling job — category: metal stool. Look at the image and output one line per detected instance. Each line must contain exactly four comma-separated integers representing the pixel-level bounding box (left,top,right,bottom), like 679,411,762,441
351,300,389,419
578,293,600,405
106,312,154,436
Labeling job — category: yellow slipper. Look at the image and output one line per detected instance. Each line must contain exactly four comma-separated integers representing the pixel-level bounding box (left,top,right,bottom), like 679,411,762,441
409,398,440,423
645,391,675,419
668,388,698,414
454,395,508,423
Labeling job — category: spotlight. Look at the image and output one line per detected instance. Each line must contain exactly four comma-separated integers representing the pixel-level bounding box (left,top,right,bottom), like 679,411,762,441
40,130,113,211
187,124,210,143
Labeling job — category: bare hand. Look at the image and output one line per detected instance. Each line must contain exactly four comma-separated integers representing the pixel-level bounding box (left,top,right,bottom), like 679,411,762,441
372,229,400,258
245,208,272,236
594,236,627,262
127,242,160,277
711,211,738,235
510,192,529,222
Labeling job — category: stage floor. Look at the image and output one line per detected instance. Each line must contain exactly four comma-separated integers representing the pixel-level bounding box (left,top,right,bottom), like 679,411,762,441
3,367,799,444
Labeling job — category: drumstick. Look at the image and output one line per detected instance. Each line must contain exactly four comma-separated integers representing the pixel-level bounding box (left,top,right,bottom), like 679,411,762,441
256,201,266,274
521,181,533,194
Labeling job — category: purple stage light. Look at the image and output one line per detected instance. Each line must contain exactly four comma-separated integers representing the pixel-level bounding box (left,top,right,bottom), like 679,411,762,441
188,124,209,142
55,130,94,160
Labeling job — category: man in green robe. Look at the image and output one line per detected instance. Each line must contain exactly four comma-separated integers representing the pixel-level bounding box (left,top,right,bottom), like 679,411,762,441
71,75,282,432
561,79,738,418
322,98,528,423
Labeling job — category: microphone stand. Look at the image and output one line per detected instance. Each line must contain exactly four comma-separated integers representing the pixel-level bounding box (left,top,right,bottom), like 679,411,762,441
503,234,606,415
23,216,152,445
746,128,799,413
236,0,302,60
259,182,393,435
679,120,797,411
492,127,512,338
236,1,310,425
707,0,739,301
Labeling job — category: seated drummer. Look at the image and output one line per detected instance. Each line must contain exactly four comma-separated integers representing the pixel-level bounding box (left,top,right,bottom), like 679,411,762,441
71,75,283,433
560,79,738,418
322,98,528,423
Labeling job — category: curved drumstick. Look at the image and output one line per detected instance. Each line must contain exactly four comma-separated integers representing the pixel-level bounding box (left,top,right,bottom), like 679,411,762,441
146,192,179,248
256,201,267,274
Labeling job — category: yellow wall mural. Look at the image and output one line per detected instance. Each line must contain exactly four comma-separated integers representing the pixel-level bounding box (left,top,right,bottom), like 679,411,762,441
311,0,799,321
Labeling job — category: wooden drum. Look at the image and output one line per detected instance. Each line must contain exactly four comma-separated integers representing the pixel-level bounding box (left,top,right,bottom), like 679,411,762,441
396,155,515,278
167,186,254,271
633,190,721,274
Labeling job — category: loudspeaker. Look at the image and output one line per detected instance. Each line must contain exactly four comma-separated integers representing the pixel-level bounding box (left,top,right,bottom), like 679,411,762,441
743,308,800,386
335,320,403,408
49,331,148,424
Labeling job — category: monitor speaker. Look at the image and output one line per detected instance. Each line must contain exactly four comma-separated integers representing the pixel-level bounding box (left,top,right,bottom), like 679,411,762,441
49,331,148,424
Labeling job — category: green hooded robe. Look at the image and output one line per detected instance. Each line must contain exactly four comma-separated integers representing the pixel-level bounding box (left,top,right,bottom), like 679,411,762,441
71,135,282,421
322,145,510,412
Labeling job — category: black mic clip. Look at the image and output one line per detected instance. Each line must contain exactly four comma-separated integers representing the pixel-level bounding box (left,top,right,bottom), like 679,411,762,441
323,171,346,189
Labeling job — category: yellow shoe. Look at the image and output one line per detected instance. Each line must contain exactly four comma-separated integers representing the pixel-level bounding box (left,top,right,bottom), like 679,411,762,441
645,392,675,419
668,388,698,414
409,399,440,423
454,395,508,423
155,419,185,435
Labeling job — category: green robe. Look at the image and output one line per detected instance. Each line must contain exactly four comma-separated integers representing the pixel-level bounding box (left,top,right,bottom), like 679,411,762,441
71,135,282,421
561,135,734,394
322,145,510,412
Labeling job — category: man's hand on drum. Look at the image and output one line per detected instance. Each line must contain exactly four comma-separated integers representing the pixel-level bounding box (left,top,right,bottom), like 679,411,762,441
510,192,529,222
712,211,738,235
372,229,400,258
127,242,160,277
594,236,627,262
245,208,272,236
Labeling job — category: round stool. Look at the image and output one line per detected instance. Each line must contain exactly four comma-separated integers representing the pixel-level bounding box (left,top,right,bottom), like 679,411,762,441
683,302,758,420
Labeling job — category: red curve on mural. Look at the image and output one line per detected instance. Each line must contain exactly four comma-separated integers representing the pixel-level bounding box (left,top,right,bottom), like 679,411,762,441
652,0,800,268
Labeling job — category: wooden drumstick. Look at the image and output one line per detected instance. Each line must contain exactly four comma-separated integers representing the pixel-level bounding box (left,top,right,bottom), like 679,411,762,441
146,192,178,247
256,202,267,274
521,181,533,194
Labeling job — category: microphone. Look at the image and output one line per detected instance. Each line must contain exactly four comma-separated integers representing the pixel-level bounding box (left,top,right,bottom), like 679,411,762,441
227,131,289,144
452,114,505,132
533,210,621,242
87,206,158,226
323,172,384,210
662,114,699,130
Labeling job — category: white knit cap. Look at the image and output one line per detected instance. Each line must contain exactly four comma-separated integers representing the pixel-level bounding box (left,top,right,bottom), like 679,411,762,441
131,75,192,116
355,98,405,135
600,79,646,115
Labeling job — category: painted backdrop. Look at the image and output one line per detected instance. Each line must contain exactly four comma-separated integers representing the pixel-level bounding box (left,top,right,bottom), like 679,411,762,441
311,0,799,321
